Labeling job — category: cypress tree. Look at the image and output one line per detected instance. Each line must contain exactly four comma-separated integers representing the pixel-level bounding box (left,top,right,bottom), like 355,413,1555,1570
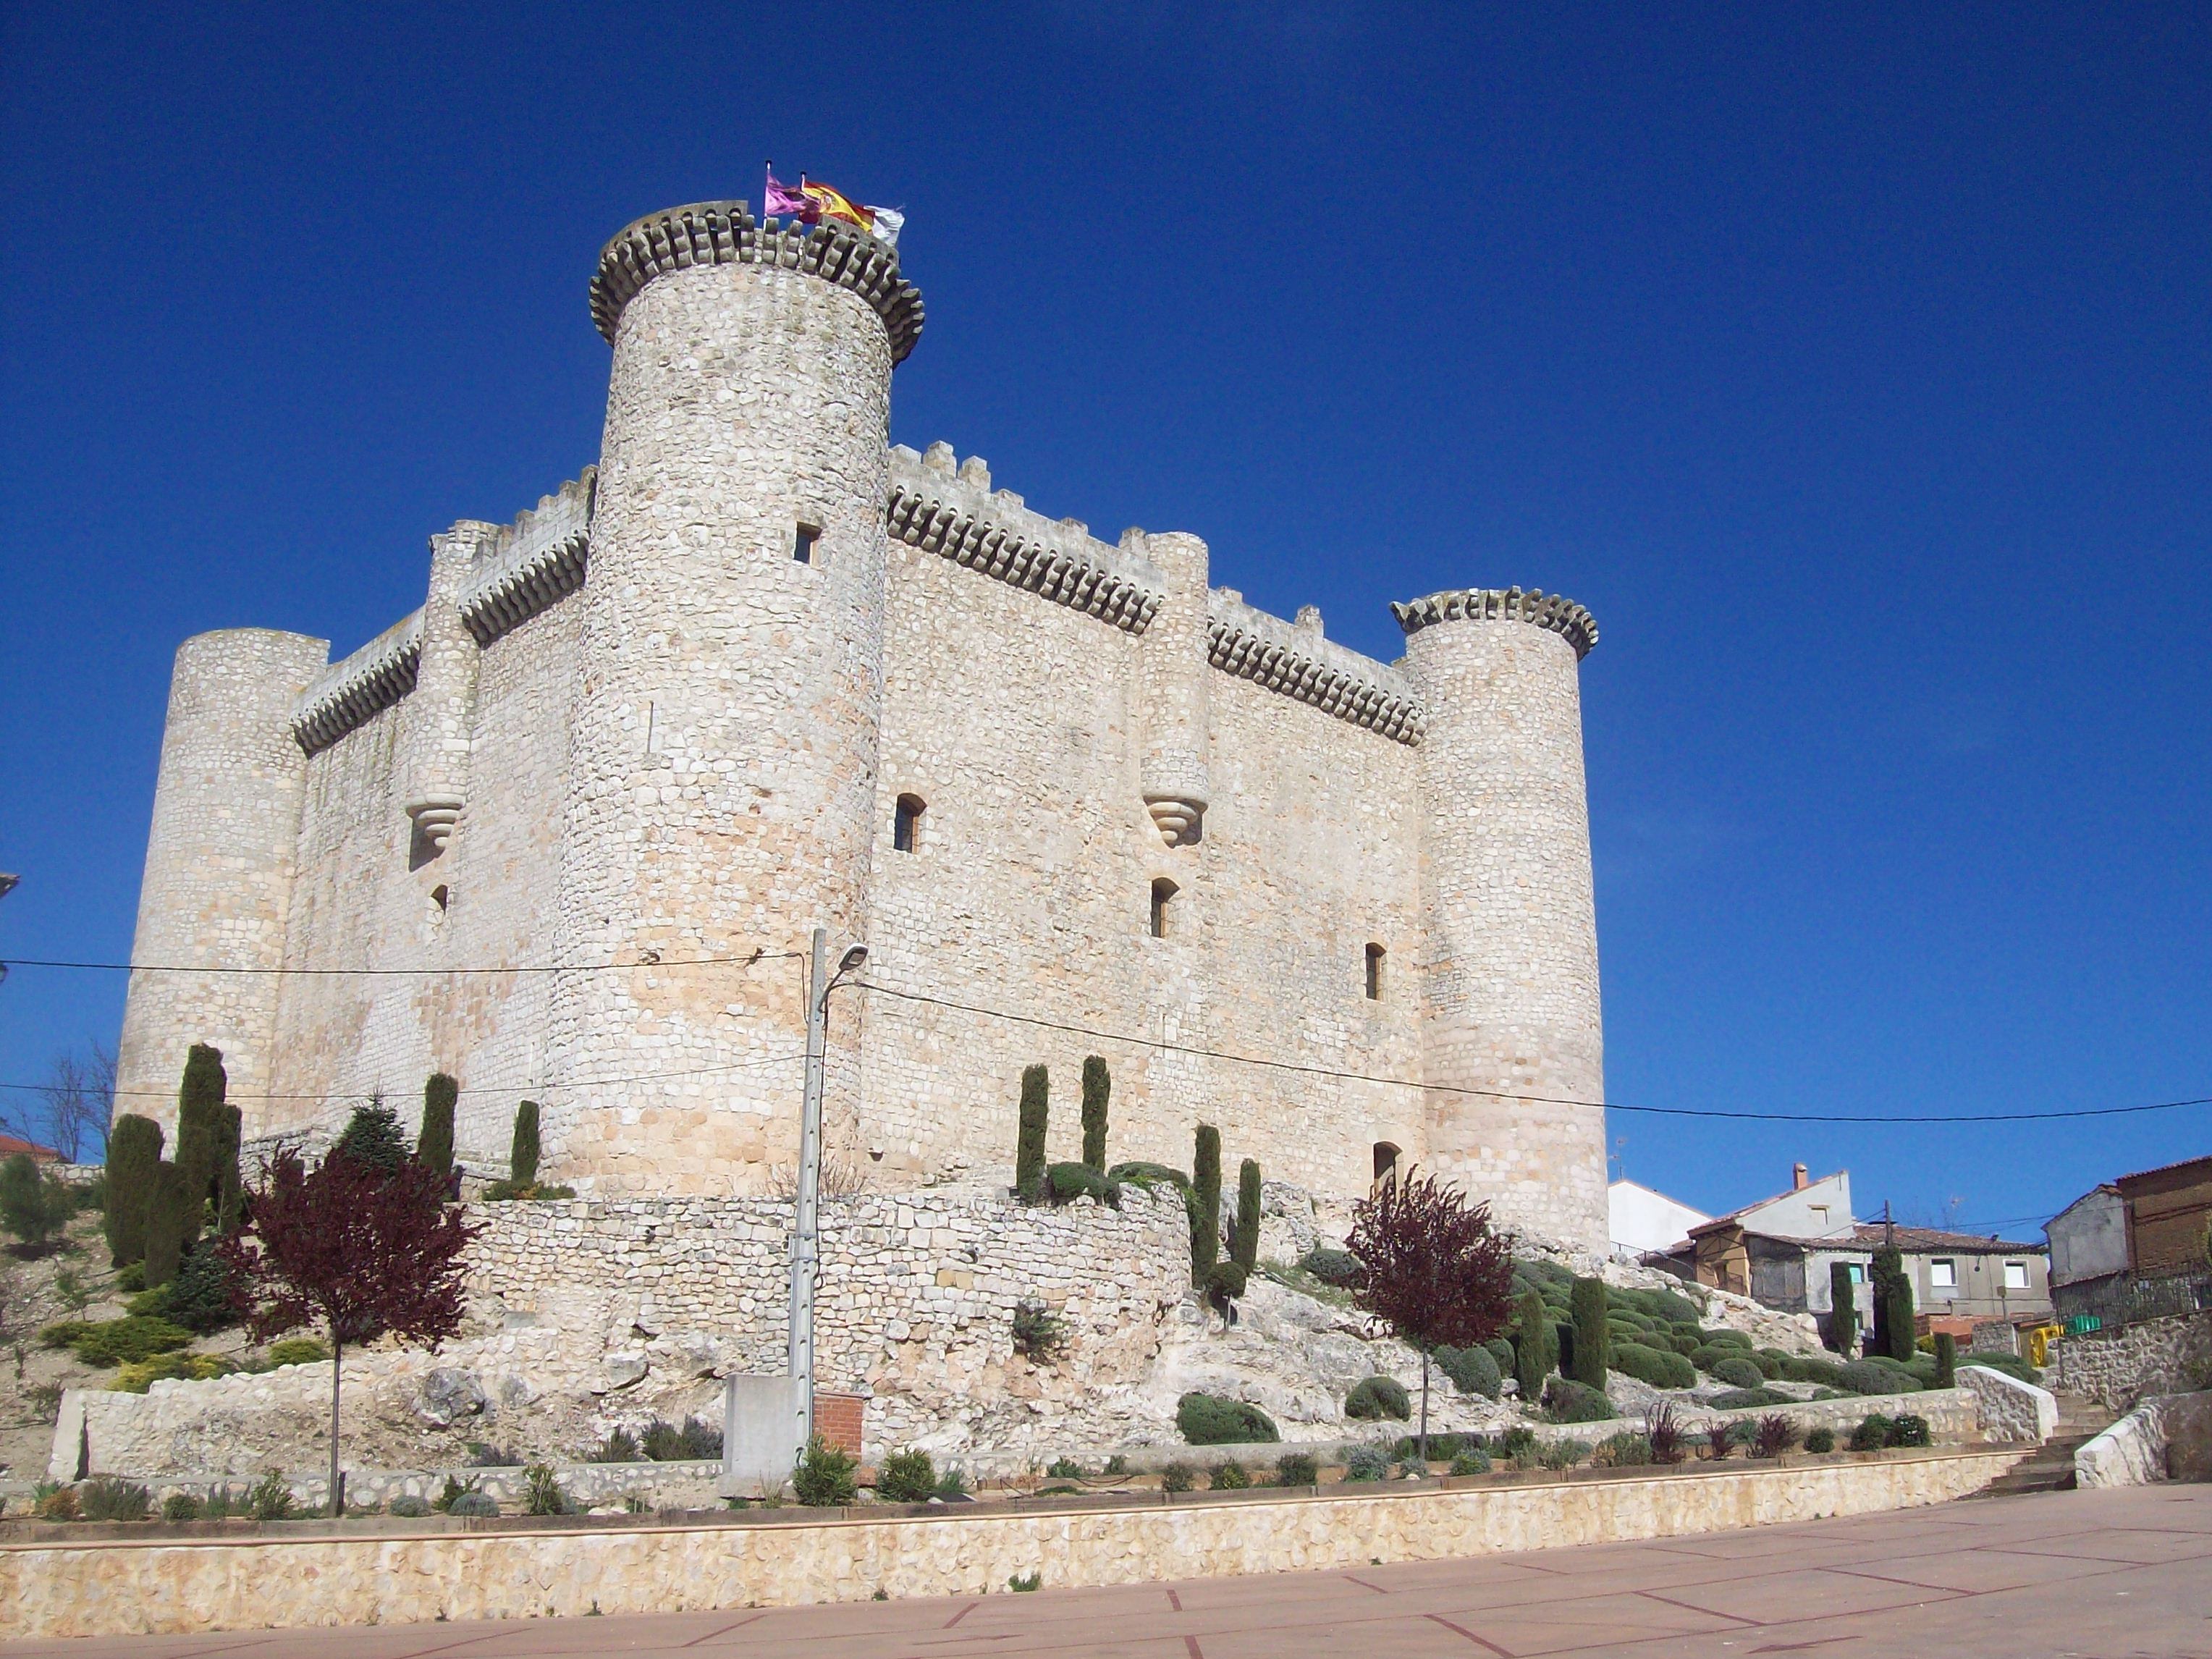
104,1113,164,1267
1513,1287,1556,1401
1190,1124,1222,1286
1232,1157,1263,1274
142,1160,192,1288
509,1100,542,1189
1872,1245,1916,1361
1078,1056,1110,1172
1013,1069,1047,1202
173,1043,228,1241
1828,1259,1859,1355
418,1073,458,1178
1569,1276,1610,1390
211,1103,245,1234
1933,1331,1956,1388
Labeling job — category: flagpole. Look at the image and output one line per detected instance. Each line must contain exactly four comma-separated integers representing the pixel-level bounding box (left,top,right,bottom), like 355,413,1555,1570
764,160,772,221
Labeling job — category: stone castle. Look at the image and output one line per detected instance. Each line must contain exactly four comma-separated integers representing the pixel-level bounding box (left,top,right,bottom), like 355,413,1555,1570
115,199,1611,1249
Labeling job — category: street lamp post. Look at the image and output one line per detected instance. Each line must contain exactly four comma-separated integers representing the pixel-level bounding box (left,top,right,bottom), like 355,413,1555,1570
790,926,866,1451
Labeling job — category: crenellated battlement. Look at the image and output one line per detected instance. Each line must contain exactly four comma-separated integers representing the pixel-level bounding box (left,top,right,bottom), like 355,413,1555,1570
1391,586,1599,659
459,469,596,645
886,444,1163,633
290,610,421,753
1207,591,1425,745
588,201,924,361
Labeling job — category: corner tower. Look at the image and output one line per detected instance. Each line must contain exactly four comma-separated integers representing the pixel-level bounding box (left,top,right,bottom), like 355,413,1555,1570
114,628,331,1136
1396,588,1606,1250
541,201,923,1191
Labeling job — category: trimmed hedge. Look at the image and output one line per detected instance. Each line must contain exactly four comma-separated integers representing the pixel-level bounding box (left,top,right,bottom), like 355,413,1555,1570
1044,1162,1119,1207
1708,1386,1789,1409
1569,1278,1610,1390
1436,1343,1503,1398
1839,1358,1922,1395
1612,1341,1695,1390
1176,1392,1279,1445
1542,1377,1617,1423
1346,1375,1411,1421
1299,1246,1362,1288
1710,1356,1765,1390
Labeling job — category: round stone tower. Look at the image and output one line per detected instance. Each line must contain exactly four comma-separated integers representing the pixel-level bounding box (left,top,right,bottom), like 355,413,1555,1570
1395,588,1607,1251
540,202,923,1192
114,628,331,1139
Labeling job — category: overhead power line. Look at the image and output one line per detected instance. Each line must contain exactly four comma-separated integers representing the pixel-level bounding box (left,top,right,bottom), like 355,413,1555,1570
853,981,2211,1128
0,950,801,977
0,1050,805,1105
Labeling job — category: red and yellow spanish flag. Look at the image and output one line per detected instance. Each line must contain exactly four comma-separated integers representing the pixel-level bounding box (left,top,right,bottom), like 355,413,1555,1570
766,167,905,247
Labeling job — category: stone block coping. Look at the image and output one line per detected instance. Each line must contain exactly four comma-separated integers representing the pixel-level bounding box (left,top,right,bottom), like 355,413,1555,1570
0,1445,2030,1639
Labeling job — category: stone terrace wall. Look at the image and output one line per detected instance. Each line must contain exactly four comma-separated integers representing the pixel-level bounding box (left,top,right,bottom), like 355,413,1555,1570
63,1185,1193,1479
2047,1312,2212,1410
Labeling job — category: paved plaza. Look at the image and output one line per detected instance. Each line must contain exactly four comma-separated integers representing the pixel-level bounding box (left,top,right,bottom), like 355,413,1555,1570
7,1486,2207,1658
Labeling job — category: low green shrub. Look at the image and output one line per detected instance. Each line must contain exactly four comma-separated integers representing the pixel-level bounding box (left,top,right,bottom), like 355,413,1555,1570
1542,1377,1617,1422
1707,1387,1789,1409
1709,1356,1765,1390
1045,1456,1085,1479
1699,1328,1754,1350
1204,1259,1249,1301
111,1352,233,1392
1160,1461,1196,1493
1959,1353,2041,1385
1011,1301,1068,1361
1839,1359,1920,1396
1495,1426,1539,1462
1391,1432,1466,1461
1749,1348,1787,1379
877,1454,933,1500
523,1464,569,1516
1176,1392,1278,1445
1210,1461,1250,1490
80,1477,151,1521
1435,1343,1503,1398
1889,1413,1932,1448
1298,1246,1362,1288
1780,1354,1849,1388
1483,1337,1516,1373
1620,1286,1702,1324
248,1472,294,1521
1612,1341,1696,1389
793,1436,858,1506
1804,1427,1836,1453
1591,1431,1654,1467
162,1493,201,1522
1849,1414,1894,1451
389,1495,431,1517
1275,1452,1319,1486
1107,1161,1189,1192
1537,1438,1590,1471
1449,1450,1491,1475
598,1427,640,1464
639,1416,722,1461
266,1337,329,1367
66,1317,195,1368
1343,1446,1390,1482
434,1475,479,1513
1345,1375,1411,1421
1044,1162,1120,1207
447,1491,499,1517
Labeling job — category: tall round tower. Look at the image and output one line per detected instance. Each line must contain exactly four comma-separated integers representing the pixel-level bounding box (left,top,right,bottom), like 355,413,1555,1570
114,628,331,1139
541,202,923,1192
1395,588,1607,1251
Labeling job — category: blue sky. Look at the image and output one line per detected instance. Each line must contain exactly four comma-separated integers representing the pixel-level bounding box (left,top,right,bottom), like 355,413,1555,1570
1,4,2205,1234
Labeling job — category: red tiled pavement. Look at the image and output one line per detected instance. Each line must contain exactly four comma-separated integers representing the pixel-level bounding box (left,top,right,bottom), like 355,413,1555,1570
6,1487,2208,1658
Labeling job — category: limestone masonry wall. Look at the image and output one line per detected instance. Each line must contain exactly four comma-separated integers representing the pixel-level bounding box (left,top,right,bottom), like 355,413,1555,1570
117,199,1613,1247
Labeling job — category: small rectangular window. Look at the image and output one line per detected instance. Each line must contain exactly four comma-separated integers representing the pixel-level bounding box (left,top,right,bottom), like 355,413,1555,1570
1846,1263,1864,1283
1364,942,1385,1000
1150,878,1176,940
793,523,819,564
893,794,924,853
2004,1260,2028,1290
1930,1258,1956,1291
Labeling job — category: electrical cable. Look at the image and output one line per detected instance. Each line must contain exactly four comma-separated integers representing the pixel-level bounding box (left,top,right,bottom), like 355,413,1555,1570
850,980,2212,1128
0,950,801,976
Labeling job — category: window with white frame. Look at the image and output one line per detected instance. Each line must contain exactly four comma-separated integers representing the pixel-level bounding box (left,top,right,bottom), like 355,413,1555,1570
2004,1260,2029,1290
1929,1258,1957,1293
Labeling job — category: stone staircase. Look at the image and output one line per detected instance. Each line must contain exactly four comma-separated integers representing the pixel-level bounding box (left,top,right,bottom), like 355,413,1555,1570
1975,1393,2116,1497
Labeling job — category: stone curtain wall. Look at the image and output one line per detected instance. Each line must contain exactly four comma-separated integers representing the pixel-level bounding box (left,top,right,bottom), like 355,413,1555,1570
864,528,1428,1200
62,1186,1191,1479
0,1449,2028,1640
2047,1312,2212,1410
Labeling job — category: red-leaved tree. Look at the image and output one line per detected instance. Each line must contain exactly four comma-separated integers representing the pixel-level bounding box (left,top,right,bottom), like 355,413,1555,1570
220,1146,480,1514
1347,1169,1517,1461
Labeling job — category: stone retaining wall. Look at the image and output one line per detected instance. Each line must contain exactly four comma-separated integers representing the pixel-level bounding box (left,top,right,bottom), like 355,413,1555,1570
0,1447,2028,1640
2075,1393,2212,1489
2046,1312,2212,1409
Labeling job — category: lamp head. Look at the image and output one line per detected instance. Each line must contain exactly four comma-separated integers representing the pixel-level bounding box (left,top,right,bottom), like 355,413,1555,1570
837,944,869,974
